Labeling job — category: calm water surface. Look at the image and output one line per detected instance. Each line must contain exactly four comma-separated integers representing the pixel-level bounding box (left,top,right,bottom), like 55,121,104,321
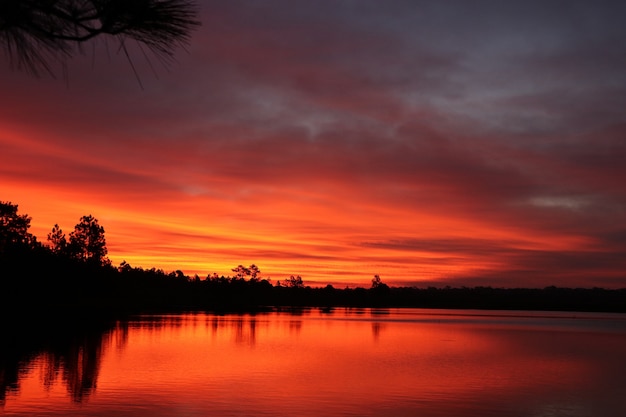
2,308,626,417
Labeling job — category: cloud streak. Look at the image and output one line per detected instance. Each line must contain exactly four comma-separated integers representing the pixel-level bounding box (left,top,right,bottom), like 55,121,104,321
1,0,625,287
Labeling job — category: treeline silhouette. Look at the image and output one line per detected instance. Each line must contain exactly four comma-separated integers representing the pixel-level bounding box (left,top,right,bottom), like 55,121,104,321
1,201,625,315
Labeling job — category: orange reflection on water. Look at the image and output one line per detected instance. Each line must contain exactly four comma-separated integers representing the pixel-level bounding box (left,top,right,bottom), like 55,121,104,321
3,310,626,417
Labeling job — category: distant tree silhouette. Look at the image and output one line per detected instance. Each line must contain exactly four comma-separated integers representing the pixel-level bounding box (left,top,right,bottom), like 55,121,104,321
371,274,389,290
0,0,201,76
371,274,382,288
118,260,132,273
285,275,304,288
69,215,110,266
47,223,68,255
232,264,251,280
231,264,264,282
249,264,260,282
0,201,36,253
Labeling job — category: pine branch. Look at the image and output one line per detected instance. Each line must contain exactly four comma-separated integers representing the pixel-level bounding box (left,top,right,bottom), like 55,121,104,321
0,0,200,76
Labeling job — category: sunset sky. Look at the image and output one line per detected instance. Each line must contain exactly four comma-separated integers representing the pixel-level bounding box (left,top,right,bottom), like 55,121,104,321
1,0,625,288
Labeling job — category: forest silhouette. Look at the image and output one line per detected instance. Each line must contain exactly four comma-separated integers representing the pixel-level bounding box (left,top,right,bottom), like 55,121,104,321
1,200,625,316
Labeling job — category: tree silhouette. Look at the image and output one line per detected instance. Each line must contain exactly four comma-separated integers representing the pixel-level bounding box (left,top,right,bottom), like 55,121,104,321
1,0,201,76
0,201,36,253
371,274,389,291
285,275,304,288
47,223,68,255
232,264,251,280
69,215,109,266
249,264,260,281
371,274,382,288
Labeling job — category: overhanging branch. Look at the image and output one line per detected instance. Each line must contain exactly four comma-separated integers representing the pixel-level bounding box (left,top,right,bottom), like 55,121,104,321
0,0,200,76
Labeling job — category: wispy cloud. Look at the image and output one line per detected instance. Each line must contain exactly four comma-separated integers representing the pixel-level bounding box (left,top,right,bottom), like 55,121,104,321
1,0,625,287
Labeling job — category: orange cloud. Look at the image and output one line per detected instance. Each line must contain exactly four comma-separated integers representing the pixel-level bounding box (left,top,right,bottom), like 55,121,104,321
2,1,625,288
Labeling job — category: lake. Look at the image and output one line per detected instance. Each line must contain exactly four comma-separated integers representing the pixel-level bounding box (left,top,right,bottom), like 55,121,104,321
2,308,625,417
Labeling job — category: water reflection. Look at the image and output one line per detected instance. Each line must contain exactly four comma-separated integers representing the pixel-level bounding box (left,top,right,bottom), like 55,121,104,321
0,308,392,406
0,316,119,405
2,308,626,417
233,317,257,346
371,322,385,341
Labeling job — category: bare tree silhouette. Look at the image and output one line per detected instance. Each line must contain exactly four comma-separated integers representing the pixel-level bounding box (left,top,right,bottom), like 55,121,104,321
0,0,200,78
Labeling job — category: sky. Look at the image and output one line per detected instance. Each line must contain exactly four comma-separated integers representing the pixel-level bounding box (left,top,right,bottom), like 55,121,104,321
1,0,626,288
